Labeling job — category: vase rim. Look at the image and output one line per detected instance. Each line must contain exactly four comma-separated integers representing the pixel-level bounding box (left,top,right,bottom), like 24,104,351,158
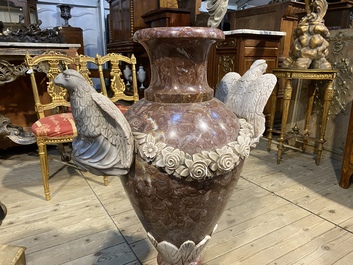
133,27,225,42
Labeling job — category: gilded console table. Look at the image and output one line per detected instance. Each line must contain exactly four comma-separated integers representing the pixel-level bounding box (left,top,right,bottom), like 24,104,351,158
267,68,337,165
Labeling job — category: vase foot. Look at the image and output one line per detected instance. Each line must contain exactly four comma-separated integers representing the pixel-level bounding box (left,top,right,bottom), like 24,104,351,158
157,254,202,265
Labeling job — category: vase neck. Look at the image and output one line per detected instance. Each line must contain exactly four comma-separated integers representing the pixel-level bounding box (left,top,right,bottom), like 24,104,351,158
134,27,225,103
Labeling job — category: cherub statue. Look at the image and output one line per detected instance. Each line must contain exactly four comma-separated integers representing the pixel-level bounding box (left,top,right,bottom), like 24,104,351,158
282,0,332,69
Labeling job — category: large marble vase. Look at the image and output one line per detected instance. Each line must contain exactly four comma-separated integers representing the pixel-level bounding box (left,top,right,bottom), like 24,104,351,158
123,27,249,265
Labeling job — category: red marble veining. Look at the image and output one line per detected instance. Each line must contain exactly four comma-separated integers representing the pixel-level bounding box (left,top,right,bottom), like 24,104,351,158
121,156,243,247
125,98,239,153
133,27,225,103
123,27,240,264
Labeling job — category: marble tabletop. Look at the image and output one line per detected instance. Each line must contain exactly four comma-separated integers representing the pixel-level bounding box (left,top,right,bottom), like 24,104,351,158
0,42,81,48
224,29,286,36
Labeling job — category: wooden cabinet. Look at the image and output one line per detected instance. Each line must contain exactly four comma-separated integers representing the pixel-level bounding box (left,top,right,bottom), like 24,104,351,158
0,0,38,28
142,8,190,27
207,30,285,89
227,1,305,60
60,26,84,55
106,0,158,54
325,0,353,29
106,0,201,95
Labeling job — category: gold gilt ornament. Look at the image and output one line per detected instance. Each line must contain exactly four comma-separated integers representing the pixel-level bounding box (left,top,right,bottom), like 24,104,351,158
282,0,332,69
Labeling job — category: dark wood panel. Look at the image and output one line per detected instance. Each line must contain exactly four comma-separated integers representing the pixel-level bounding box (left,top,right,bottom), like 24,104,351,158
341,101,353,188
207,33,283,89
228,1,305,59
142,8,190,27
60,27,84,55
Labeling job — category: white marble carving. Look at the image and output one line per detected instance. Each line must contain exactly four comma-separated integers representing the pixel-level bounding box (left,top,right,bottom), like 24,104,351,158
206,0,229,28
224,29,286,37
215,59,277,143
133,118,256,181
147,225,218,265
53,69,134,176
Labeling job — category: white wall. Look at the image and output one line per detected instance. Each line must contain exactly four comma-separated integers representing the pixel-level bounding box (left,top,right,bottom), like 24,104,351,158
37,0,109,57
36,0,270,57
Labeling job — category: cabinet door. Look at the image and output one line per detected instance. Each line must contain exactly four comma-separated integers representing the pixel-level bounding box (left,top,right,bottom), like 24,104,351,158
110,0,131,41
208,38,238,89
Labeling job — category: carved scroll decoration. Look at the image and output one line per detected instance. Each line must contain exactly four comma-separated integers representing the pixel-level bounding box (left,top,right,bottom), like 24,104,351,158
324,31,353,114
0,60,28,85
0,114,35,145
217,55,234,85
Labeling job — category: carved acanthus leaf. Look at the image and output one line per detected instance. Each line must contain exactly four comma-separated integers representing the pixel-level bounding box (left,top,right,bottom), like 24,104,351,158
147,225,218,265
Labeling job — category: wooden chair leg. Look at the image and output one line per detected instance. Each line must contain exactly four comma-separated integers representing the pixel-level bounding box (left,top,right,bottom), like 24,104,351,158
103,176,109,186
38,141,51,200
57,143,71,162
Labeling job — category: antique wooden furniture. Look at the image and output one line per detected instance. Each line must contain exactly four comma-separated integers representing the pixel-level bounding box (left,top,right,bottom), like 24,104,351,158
95,53,139,104
106,0,202,54
0,42,80,149
341,101,353,188
141,8,190,27
227,1,305,61
0,0,38,29
76,53,139,105
106,0,158,54
207,29,285,89
25,51,139,200
59,26,84,55
267,68,337,165
25,51,83,201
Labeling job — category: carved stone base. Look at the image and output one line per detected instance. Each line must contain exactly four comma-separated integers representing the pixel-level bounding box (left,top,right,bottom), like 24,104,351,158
148,225,217,265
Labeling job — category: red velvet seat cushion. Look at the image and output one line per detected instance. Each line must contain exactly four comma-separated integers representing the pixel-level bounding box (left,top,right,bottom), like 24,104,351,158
115,104,130,114
32,105,130,138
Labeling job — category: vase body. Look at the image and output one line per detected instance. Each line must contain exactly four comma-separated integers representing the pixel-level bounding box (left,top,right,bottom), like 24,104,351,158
123,27,244,265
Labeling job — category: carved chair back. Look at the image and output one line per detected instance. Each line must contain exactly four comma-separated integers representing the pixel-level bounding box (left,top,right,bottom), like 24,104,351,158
95,53,139,104
25,51,80,120
75,54,95,87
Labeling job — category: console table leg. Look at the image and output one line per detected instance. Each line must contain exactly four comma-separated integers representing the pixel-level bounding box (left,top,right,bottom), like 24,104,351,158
267,86,278,151
303,82,316,153
277,78,293,164
316,79,334,165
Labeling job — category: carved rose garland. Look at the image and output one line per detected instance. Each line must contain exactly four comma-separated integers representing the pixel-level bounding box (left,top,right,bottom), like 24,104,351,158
133,118,256,181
